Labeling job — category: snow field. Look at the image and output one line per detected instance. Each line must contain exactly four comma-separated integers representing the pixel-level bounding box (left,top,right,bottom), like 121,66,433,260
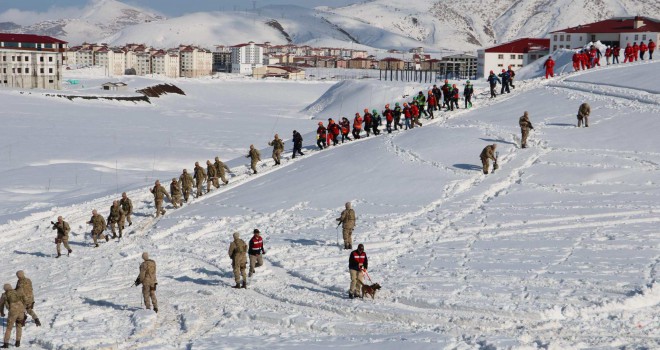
0,59,659,349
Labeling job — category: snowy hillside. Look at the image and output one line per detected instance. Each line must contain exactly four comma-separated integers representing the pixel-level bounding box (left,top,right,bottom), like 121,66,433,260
1,0,164,44
1,58,659,348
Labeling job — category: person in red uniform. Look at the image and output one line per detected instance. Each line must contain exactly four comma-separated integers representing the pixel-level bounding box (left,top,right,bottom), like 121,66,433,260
604,46,612,65
612,45,620,64
649,39,656,60
348,244,368,299
384,104,394,133
362,109,373,137
639,41,648,60
328,118,340,146
543,56,555,79
352,113,363,139
402,102,412,130
248,229,266,277
427,91,436,119
340,117,351,143
623,43,633,63
572,51,581,71
632,42,639,61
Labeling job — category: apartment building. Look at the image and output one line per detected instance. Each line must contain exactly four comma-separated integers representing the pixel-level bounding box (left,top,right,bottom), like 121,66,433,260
0,33,67,89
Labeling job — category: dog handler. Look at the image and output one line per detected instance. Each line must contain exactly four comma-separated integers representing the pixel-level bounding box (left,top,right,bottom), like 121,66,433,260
348,244,368,299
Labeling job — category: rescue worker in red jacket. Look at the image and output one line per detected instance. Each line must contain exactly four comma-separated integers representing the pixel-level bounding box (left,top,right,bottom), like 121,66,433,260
340,117,351,143
580,51,589,70
383,104,394,133
612,45,620,64
648,39,656,60
410,101,421,128
572,51,581,71
639,41,648,60
316,122,326,149
328,118,340,146
348,244,368,299
352,113,363,139
248,229,266,277
623,43,633,63
402,102,412,130
427,91,436,119
363,109,373,137
632,42,639,61
604,46,612,65
543,56,555,79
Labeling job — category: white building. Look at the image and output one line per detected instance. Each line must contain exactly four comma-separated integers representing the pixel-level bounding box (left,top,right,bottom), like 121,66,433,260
477,38,550,78
135,51,152,76
0,33,68,89
179,46,212,78
549,16,660,50
231,41,264,74
94,47,126,76
153,51,180,78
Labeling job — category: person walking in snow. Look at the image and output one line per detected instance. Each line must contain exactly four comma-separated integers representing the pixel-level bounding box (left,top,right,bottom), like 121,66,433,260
348,244,368,299
179,169,194,203
432,84,442,110
577,102,591,127
339,118,351,143
228,232,248,289
632,42,639,61
248,229,266,277
15,271,41,328
1,283,27,348
605,46,612,65
352,113,363,139
150,180,171,217
427,91,437,119
623,43,633,63
170,178,182,208
464,81,474,109
371,109,381,135
214,156,231,185
649,39,656,60
639,41,648,60
107,200,126,239
51,216,72,258
134,252,158,313
336,202,356,250
402,102,412,130
384,104,394,133
450,84,460,111
292,130,304,158
499,69,511,94
411,101,423,127
519,111,534,149
120,192,133,226
543,56,555,79
328,119,340,145
362,109,373,137
268,134,284,166
612,45,620,64
206,159,219,192
507,65,516,89
87,209,108,248
316,122,327,149
246,145,261,174
393,102,403,130
480,144,498,175
487,71,501,98
415,91,428,118
572,51,581,71
441,80,451,109
193,162,206,197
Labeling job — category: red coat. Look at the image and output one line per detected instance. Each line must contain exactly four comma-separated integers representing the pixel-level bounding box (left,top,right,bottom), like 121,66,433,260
410,105,419,117
633,44,639,54
353,116,363,129
649,41,656,51
639,43,648,52
403,106,412,119
317,125,326,138
605,48,611,57
625,45,633,56
329,122,340,136
613,47,620,56
428,94,437,106
572,53,580,62
544,58,555,69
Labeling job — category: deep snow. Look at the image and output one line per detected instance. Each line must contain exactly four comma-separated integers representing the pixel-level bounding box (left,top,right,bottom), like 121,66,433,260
0,59,658,349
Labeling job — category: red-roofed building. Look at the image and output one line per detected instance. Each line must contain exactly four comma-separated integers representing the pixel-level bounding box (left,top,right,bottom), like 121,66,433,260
549,16,660,51
0,33,68,89
231,41,264,74
477,38,550,78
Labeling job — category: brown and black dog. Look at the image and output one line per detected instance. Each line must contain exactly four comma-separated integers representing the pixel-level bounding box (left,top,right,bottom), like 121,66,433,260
360,283,381,299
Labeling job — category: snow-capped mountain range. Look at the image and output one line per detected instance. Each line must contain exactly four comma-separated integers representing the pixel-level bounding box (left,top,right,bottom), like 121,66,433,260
2,0,659,52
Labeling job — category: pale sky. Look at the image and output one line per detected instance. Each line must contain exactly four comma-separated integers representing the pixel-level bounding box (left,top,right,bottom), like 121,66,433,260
0,0,360,20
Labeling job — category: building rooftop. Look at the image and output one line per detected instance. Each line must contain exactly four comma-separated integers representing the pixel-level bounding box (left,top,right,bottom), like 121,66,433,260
484,38,550,53
551,16,660,34
0,33,67,44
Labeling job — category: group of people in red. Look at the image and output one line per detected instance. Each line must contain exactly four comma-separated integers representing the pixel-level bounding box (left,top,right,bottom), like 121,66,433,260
545,39,655,79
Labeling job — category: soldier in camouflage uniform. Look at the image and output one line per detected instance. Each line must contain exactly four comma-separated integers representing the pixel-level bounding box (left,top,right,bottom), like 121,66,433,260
480,144,498,175
51,216,72,258
1,283,27,348
14,271,40,327
246,145,261,174
577,102,591,127
519,111,534,148
87,209,109,247
120,192,133,226
135,252,158,313
107,200,126,239
150,180,171,217
206,160,219,192
179,169,194,203
228,232,248,288
193,162,206,197
170,178,182,208
268,134,285,166
214,156,230,185
336,202,356,250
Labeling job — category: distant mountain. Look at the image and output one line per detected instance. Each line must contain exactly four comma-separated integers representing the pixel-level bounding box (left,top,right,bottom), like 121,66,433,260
2,0,164,44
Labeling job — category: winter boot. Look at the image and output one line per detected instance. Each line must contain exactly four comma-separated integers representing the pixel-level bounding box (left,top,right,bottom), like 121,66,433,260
14,341,19,348
348,292,354,299
68,249,73,256
95,244,99,248
253,170,257,174
347,243,352,250
56,253,61,258
1,343,7,348
241,281,247,289
112,234,118,239
233,283,241,288
105,235,109,242
35,318,41,327
153,308,158,313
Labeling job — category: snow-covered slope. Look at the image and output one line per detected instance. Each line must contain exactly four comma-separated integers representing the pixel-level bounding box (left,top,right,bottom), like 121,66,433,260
1,59,658,348
3,0,164,44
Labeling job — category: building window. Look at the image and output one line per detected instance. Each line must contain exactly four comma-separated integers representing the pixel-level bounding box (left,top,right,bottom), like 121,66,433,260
591,35,596,42
579,36,582,41
40,68,44,74
498,54,504,59
517,64,523,67
49,68,53,73
553,45,557,51
510,54,515,59
518,55,523,59
25,68,29,73
17,56,21,61
49,57,53,62
553,35,557,41
40,57,44,62
634,34,639,40
567,35,571,41
560,35,564,41
643,34,647,40
17,68,22,73
497,64,503,67
49,79,54,83
25,56,29,62
1,56,5,61
559,45,564,49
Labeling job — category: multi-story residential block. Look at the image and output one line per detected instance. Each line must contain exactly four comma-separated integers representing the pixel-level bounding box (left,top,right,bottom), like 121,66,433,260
549,16,660,51
477,38,550,78
180,46,212,78
231,41,264,75
0,33,68,89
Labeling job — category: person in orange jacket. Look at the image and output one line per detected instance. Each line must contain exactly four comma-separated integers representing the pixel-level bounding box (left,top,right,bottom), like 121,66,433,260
623,43,633,63
572,51,581,71
649,39,656,60
632,42,639,61
352,113,363,139
639,41,648,60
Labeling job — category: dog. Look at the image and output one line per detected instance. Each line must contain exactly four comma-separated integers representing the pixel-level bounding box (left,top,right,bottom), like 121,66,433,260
360,283,381,299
